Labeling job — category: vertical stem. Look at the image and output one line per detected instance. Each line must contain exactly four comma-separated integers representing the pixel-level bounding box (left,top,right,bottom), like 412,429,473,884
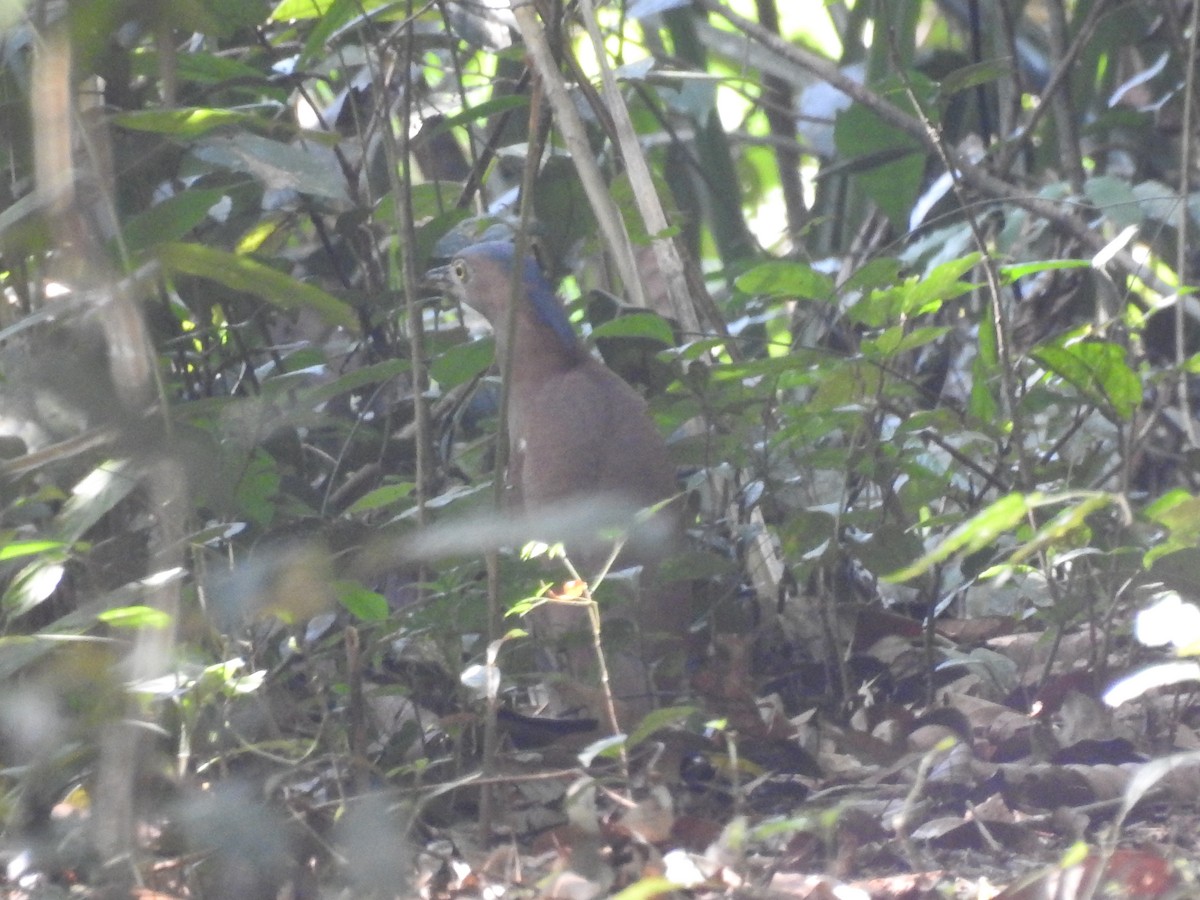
384,1,434,541
1175,0,1200,447
479,74,549,841
510,0,647,308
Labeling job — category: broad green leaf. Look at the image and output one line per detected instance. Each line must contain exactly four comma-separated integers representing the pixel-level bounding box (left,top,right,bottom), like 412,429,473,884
834,93,925,226
409,182,464,222
270,0,340,19
1032,339,1142,420
1131,179,1181,224
157,242,359,331
122,188,227,254
625,706,698,749
862,324,950,358
735,261,835,301
1085,175,1143,230
234,449,281,528
191,133,349,203
903,253,980,314
1145,494,1200,566
131,48,268,88
590,312,676,345
335,581,389,622
938,58,1012,96
843,257,903,294
854,524,926,577
430,338,495,388
968,349,999,423
113,108,259,139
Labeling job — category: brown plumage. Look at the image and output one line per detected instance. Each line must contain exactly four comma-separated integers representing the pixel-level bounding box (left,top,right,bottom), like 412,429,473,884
426,241,687,713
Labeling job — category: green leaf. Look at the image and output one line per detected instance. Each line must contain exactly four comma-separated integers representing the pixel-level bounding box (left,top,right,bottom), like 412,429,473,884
735,261,835,301
1085,175,1143,230
1032,339,1142,420
887,492,1115,582
335,581,389,622
843,257,903,294
131,49,269,88
625,706,696,749
234,449,281,528
862,324,950,358
1006,494,1111,565
191,133,349,203
157,242,359,331
113,108,260,139
122,188,227,254
430,338,495,388
834,106,924,226
999,258,1091,282
346,483,416,514
885,492,1032,582
270,0,340,19
589,312,676,345
853,524,926,577
1145,494,1200,566
98,605,173,629
902,252,980,314
968,347,999,423
57,460,139,544
938,58,1012,96
2,558,65,615
0,540,67,562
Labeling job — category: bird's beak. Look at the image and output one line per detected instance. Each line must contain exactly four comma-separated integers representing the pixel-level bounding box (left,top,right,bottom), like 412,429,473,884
421,263,453,295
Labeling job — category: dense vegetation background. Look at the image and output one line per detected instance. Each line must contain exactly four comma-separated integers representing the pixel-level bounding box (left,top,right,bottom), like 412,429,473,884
3,0,1200,896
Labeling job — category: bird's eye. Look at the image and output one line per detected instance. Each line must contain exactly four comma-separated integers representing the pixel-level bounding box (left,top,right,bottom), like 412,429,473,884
452,260,467,281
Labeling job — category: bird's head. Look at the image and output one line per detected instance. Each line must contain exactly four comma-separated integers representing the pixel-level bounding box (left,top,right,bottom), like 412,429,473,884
425,241,578,353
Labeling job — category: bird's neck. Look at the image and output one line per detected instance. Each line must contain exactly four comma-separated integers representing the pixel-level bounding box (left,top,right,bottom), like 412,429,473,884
496,314,586,386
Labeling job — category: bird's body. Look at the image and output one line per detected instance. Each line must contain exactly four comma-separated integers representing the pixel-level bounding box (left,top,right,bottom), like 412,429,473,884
429,242,678,541
508,353,678,526
426,241,687,715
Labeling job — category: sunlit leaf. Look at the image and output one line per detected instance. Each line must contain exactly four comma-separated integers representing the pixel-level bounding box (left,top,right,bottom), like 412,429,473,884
98,605,173,629
335,581,389,622
1032,339,1142,420
0,540,67,562
885,492,1031,582
112,107,259,138
735,261,835,301
3,559,65,616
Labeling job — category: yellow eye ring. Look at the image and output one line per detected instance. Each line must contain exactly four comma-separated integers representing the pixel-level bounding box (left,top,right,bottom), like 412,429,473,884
452,260,467,280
